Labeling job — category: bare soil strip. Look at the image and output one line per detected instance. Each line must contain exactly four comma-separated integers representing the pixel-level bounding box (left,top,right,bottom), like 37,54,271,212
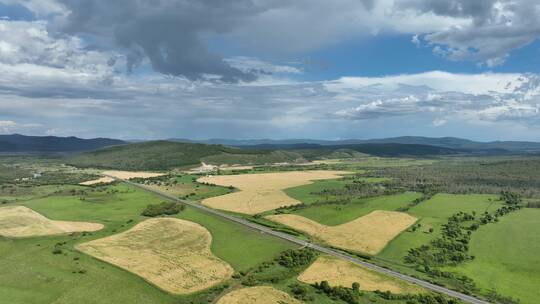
198,170,349,214
79,176,115,185
77,218,233,294
102,170,166,180
0,206,103,238
299,255,423,293
216,286,303,304
267,210,417,255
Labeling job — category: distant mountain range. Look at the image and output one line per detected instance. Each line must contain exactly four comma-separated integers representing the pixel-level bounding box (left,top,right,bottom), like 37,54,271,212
2,134,540,156
0,134,126,152
170,136,540,153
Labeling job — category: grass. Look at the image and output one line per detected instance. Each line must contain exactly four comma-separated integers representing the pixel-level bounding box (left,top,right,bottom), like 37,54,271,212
144,174,233,201
408,193,501,219
0,234,178,304
283,176,386,206
377,193,503,267
448,208,540,304
290,192,421,226
0,183,295,303
177,207,295,270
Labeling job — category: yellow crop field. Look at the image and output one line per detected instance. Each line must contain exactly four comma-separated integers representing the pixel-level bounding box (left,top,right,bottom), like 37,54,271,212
267,210,417,255
298,255,422,293
216,286,303,304
77,218,233,294
0,206,103,237
197,170,349,214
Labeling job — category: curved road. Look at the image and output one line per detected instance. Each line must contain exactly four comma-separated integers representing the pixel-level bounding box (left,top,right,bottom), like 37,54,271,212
112,176,491,304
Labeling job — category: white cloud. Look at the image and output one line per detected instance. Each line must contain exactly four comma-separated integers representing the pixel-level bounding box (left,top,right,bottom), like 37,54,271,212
325,71,525,95
0,120,42,133
432,118,447,127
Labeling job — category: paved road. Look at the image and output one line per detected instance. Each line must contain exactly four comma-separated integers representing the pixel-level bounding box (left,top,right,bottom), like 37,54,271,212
112,176,491,304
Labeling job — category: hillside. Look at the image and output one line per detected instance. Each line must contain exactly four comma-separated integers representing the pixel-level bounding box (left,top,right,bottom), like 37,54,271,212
330,143,460,156
244,143,460,157
174,136,540,153
0,134,125,152
68,141,306,170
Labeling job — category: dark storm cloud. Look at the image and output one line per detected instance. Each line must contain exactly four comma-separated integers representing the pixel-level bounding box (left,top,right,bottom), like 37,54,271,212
397,0,496,24
397,0,540,66
55,0,273,82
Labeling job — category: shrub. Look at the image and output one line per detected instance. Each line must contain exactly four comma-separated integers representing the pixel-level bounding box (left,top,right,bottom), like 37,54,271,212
141,202,184,217
276,248,316,268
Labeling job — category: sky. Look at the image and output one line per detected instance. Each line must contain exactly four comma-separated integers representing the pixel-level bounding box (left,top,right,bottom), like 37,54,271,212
0,0,540,141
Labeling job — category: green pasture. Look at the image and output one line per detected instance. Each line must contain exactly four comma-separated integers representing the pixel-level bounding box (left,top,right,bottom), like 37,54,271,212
378,193,504,268
0,183,295,304
284,176,390,206
449,209,540,304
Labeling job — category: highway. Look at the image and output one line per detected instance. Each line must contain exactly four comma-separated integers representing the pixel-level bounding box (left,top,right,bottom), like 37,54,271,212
111,176,491,304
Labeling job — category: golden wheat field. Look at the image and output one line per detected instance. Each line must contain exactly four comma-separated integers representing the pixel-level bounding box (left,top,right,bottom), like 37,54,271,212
197,170,349,214
266,210,417,255
298,255,423,293
77,218,233,294
216,286,303,304
0,206,103,237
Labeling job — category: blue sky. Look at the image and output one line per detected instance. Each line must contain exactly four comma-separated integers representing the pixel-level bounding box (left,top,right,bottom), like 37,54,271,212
0,0,539,141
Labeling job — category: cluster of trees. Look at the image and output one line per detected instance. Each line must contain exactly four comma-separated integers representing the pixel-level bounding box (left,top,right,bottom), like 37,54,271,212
499,191,522,205
288,283,312,301
374,290,461,304
405,202,522,295
238,249,317,288
132,174,172,185
369,158,540,197
140,202,184,217
312,180,401,202
405,212,475,268
276,248,317,268
398,192,435,212
526,201,540,208
475,205,521,226
312,280,361,304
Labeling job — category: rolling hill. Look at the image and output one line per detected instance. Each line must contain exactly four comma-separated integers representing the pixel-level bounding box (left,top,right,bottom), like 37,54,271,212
67,141,307,171
0,134,125,153
68,140,464,171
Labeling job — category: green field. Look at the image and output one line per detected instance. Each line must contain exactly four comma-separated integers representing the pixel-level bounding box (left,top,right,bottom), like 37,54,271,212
177,207,295,270
449,209,540,304
378,193,503,265
0,183,295,304
290,192,421,226
144,174,233,200
283,175,389,206
3,154,540,304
